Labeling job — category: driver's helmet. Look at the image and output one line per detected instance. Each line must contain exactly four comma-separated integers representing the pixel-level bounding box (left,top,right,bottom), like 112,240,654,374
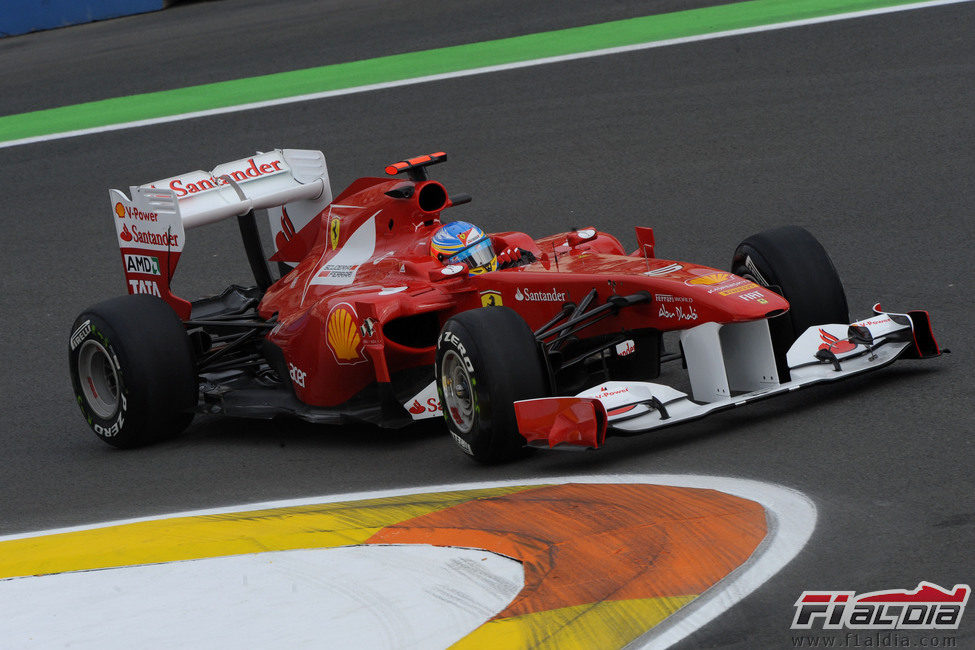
430,221,498,274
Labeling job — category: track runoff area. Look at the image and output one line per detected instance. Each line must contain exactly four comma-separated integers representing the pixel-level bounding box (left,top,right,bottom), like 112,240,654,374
0,0,969,148
2,1,969,648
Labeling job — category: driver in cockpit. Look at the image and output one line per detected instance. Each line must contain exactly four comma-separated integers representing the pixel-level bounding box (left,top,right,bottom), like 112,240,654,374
430,221,535,274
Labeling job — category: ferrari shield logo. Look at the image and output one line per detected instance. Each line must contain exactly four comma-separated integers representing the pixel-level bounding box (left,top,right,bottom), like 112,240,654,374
480,290,502,307
329,217,341,250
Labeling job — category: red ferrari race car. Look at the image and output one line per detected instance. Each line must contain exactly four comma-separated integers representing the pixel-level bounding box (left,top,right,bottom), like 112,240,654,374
68,150,943,462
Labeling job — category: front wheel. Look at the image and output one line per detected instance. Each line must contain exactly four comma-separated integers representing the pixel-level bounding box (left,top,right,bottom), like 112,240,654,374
436,307,547,463
69,295,197,448
732,225,849,379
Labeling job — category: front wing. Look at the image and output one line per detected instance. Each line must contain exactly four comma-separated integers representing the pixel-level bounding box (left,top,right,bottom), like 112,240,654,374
514,304,941,449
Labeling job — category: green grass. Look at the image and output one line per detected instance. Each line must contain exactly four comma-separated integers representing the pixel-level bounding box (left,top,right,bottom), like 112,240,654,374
0,0,936,143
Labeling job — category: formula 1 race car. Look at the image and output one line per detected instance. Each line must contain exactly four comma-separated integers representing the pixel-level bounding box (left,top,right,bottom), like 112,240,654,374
68,150,943,462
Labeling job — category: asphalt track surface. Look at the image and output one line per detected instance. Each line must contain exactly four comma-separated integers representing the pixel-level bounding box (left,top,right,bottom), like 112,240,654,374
1,1,972,648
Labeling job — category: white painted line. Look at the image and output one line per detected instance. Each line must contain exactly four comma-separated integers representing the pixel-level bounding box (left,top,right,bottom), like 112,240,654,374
1,0,969,149
0,474,817,649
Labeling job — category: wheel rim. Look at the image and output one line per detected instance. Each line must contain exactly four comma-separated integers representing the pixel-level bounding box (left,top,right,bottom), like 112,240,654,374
441,350,474,433
77,340,120,419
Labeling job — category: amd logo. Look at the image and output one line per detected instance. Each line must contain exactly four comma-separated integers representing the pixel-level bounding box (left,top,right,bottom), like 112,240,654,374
124,254,160,276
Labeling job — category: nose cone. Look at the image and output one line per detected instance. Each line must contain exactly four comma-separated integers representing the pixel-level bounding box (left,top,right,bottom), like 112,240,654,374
681,272,789,320
646,267,789,323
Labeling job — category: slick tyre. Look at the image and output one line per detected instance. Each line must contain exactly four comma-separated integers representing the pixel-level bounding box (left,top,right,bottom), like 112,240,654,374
69,294,197,448
732,225,849,379
436,307,547,464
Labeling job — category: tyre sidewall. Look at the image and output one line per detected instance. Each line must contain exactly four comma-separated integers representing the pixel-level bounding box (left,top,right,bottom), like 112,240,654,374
435,307,545,463
68,295,196,448
732,227,848,336
69,313,145,447
732,226,849,378
436,319,493,460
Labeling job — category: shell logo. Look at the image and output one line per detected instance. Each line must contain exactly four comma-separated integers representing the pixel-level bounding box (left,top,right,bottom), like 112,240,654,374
114,202,126,219
687,272,732,286
326,304,365,364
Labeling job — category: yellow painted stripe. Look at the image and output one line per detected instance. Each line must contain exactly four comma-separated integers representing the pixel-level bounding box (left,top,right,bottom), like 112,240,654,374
451,595,698,649
0,486,535,580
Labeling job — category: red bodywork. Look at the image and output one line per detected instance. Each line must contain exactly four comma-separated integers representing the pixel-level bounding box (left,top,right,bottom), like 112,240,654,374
255,171,788,409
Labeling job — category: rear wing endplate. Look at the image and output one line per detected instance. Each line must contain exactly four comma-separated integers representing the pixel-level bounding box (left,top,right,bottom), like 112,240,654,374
109,149,332,318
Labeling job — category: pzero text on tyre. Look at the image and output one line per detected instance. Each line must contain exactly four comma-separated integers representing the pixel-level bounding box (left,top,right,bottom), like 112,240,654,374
435,306,547,463
732,225,849,379
69,294,197,448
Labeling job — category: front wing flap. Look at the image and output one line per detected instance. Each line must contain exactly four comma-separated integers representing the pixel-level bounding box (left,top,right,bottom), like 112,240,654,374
513,305,941,448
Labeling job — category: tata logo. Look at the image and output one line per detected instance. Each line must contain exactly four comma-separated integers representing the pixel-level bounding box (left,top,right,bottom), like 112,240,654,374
124,254,161,276
128,279,161,297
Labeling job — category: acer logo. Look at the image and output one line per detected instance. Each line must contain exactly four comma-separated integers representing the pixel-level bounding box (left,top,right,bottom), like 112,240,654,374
289,363,307,388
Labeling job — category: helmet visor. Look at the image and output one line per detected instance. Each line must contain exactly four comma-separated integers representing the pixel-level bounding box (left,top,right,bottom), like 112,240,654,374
447,239,495,270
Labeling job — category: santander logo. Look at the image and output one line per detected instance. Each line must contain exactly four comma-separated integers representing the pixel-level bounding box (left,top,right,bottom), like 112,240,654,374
168,158,284,198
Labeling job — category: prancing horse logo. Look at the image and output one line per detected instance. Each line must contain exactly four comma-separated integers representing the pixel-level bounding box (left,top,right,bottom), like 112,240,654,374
329,217,341,250
480,290,502,307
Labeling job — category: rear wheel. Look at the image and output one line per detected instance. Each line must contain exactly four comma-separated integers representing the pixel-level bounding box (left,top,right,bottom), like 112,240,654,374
732,225,849,379
436,307,547,463
69,295,197,448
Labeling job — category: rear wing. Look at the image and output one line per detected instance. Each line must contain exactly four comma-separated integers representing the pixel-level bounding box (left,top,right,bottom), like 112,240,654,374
110,149,332,318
